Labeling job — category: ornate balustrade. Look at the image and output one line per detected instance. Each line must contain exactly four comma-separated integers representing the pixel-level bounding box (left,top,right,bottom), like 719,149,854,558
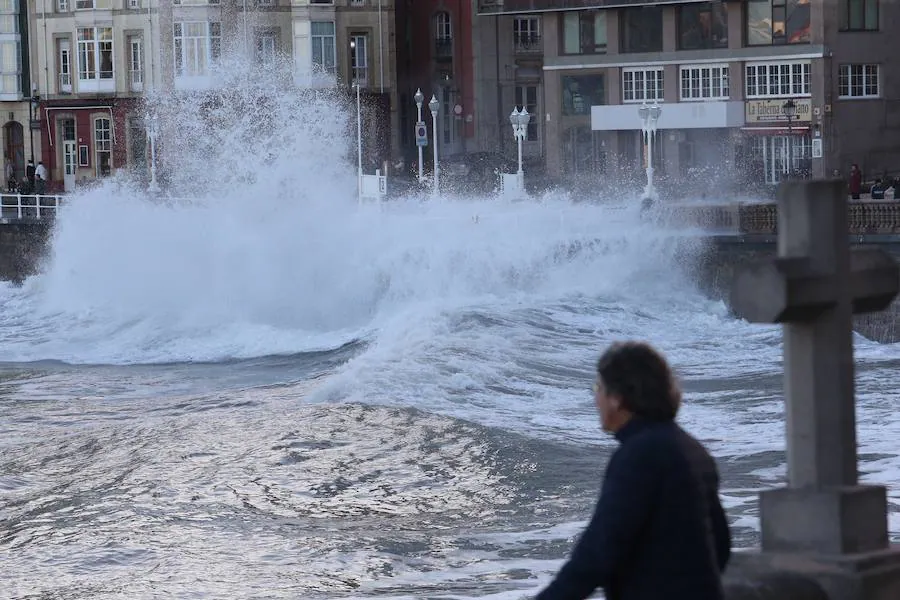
668,201,900,236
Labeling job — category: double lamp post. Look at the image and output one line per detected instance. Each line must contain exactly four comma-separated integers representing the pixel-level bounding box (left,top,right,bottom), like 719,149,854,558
413,88,440,199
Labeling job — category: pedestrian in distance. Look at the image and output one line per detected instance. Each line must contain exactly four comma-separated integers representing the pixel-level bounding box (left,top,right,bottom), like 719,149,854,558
535,341,732,600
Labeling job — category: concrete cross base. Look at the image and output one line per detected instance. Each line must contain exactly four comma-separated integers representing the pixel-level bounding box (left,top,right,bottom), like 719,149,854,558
727,545,900,600
760,485,889,554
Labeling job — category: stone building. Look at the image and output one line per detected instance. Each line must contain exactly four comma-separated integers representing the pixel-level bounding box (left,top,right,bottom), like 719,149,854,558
28,0,398,193
474,0,897,196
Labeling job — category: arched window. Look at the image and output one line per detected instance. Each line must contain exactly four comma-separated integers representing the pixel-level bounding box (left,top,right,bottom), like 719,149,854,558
435,12,452,42
3,121,24,185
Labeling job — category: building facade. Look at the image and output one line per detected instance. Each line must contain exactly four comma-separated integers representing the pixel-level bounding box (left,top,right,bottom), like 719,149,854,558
475,0,898,195
28,0,398,193
1,1,36,188
395,0,476,170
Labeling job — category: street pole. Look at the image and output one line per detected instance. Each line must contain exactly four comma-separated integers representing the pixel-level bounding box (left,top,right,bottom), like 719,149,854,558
357,83,363,205
429,94,439,200
414,88,424,182
783,99,797,180
509,107,528,194
29,93,39,163
145,113,160,193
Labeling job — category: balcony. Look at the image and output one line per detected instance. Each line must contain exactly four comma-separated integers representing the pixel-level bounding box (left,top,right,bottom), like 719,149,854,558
59,72,72,94
129,69,143,92
435,37,453,60
513,33,542,55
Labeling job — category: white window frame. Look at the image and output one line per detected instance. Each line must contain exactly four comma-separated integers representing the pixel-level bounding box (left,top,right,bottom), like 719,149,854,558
745,61,811,99
129,0,141,8
77,27,114,93
679,64,730,101
173,21,221,81
350,33,368,86
57,0,69,11
93,116,112,178
58,38,72,93
435,11,452,41
128,35,143,92
75,0,94,8
257,32,277,65
310,21,336,75
622,67,664,103
838,64,879,99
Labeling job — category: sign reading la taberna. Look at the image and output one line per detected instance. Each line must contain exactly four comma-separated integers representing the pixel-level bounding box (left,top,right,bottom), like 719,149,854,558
476,0,695,14
744,98,813,124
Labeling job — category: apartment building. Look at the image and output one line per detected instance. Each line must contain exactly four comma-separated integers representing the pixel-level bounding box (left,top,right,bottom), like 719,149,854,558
394,0,476,170
475,0,897,192
29,0,397,192
0,1,35,186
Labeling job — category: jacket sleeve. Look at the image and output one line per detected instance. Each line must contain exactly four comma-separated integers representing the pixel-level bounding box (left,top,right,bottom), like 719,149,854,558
709,469,732,572
535,443,659,600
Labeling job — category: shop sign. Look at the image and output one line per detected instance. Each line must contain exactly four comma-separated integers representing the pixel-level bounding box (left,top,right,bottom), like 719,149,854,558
745,98,812,124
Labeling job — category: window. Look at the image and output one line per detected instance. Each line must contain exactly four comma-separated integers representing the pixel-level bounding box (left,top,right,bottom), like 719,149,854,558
677,2,727,50
622,68,663,103
562,74,604,116
310,21,335,75
0,1,15,35
435,11,452,57
129,0,140,7
128,35,143,91
839,0,878,31
77,27,114,82
514,85,538,141
174,22,221,78
350,33,368,86
57,0,69,11
745,62,811,98
562,10,606,55
680,65,729,100
620,6,663,53
94,117,111,178
513,16,541,52
257,32,277,65
839,64,879,98
58,38,72,93
76,0,94,7
746,0,810,45
0,40,16,95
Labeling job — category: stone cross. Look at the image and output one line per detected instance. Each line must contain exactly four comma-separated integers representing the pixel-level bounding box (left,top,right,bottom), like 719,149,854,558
730,180,900,555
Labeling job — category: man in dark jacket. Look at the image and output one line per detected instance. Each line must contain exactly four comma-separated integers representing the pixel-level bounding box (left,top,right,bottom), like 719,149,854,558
535,341,731,600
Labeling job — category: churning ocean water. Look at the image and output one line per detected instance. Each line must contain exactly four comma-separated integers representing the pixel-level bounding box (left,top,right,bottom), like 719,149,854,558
2,63,900,600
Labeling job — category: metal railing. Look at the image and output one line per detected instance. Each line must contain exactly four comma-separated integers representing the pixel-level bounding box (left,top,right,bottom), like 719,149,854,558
0,194,63,221
513,33,542,54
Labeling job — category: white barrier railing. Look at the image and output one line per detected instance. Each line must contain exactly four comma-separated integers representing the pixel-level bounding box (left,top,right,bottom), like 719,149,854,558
0,194,64,221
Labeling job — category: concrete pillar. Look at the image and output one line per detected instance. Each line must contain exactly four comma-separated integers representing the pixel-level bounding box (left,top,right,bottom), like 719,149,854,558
544,70,562,176
662,6,676,52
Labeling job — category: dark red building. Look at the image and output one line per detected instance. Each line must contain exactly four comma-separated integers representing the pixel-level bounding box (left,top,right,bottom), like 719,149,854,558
395,0,476,167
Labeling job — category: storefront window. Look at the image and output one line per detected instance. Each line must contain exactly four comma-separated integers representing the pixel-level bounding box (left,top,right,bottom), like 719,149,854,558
746,0,810,45
562,74,604,116
561,10,606,55
678,2,728,50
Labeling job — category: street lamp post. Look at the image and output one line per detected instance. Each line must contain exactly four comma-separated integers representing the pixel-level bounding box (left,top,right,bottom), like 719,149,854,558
638,102,662,202
145,113,160,194
414,88,424,182
29,92,40,164
509,107,529,193
429,94,440,199
782,98,797,180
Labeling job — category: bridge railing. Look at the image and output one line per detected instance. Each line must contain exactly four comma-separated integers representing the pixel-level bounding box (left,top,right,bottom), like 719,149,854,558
0,194,64,221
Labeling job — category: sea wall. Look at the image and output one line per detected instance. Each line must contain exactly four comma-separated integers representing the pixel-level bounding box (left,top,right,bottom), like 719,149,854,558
0,221,52,284
692,239,900,343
